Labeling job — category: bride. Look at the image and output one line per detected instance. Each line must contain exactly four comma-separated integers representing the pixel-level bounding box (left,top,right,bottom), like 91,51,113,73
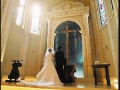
20,47,63,86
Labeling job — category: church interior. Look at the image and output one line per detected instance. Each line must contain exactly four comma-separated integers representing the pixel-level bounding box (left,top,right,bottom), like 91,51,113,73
1,0,118,90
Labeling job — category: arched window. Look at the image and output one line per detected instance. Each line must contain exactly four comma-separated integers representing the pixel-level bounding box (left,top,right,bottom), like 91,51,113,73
97,0,107,27
30,5,40,34
16,0,27,28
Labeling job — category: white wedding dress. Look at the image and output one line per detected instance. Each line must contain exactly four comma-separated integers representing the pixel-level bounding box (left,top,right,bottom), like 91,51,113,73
20,48,63,86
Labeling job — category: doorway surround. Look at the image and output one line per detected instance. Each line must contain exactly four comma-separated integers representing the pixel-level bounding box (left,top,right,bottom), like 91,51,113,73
46,1,93,82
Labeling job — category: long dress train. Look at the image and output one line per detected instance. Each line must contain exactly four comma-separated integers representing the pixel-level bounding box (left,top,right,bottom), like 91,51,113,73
20,50,63,86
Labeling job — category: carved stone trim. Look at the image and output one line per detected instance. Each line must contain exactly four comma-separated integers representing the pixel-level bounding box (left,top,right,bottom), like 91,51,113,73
46,1,89,18
47,18,52,24
52,1,84,11
46,7,89,18
80,30,86,35
83,14,89,19
50,33,56,37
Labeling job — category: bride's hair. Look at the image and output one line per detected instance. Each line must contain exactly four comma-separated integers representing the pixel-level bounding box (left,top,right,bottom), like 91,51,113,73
45,48,54,57
48,48,52,52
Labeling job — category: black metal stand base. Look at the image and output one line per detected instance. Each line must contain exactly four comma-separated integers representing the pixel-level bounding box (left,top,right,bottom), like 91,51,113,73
5,80,20,82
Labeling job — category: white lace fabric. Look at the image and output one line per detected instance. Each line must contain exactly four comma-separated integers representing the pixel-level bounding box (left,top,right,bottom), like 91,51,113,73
20,48,63,86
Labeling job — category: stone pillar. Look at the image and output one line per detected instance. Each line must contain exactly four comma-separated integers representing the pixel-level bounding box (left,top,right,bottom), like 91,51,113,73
51,33,56,48
18,0,32,79
79,30,87,78
37,12,46,73
104,0,118,77
18,16,31,79
1,0,15,80
1,0,13,63
115,0,118,7
47,18,52,48
19,31,29,79
83,14,93,81
111,0,118,27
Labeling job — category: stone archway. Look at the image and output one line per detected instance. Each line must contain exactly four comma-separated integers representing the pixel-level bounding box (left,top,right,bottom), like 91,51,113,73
46,1,94,82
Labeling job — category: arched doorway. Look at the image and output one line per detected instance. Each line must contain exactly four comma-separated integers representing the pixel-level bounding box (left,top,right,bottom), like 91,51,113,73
54,21,84,78
46,1,94,81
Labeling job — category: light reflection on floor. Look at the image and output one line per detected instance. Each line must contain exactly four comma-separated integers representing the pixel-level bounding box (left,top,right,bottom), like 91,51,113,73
1,76,118,90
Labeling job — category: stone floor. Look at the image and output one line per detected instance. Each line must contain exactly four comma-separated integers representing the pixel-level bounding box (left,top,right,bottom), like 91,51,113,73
1,76,118,90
